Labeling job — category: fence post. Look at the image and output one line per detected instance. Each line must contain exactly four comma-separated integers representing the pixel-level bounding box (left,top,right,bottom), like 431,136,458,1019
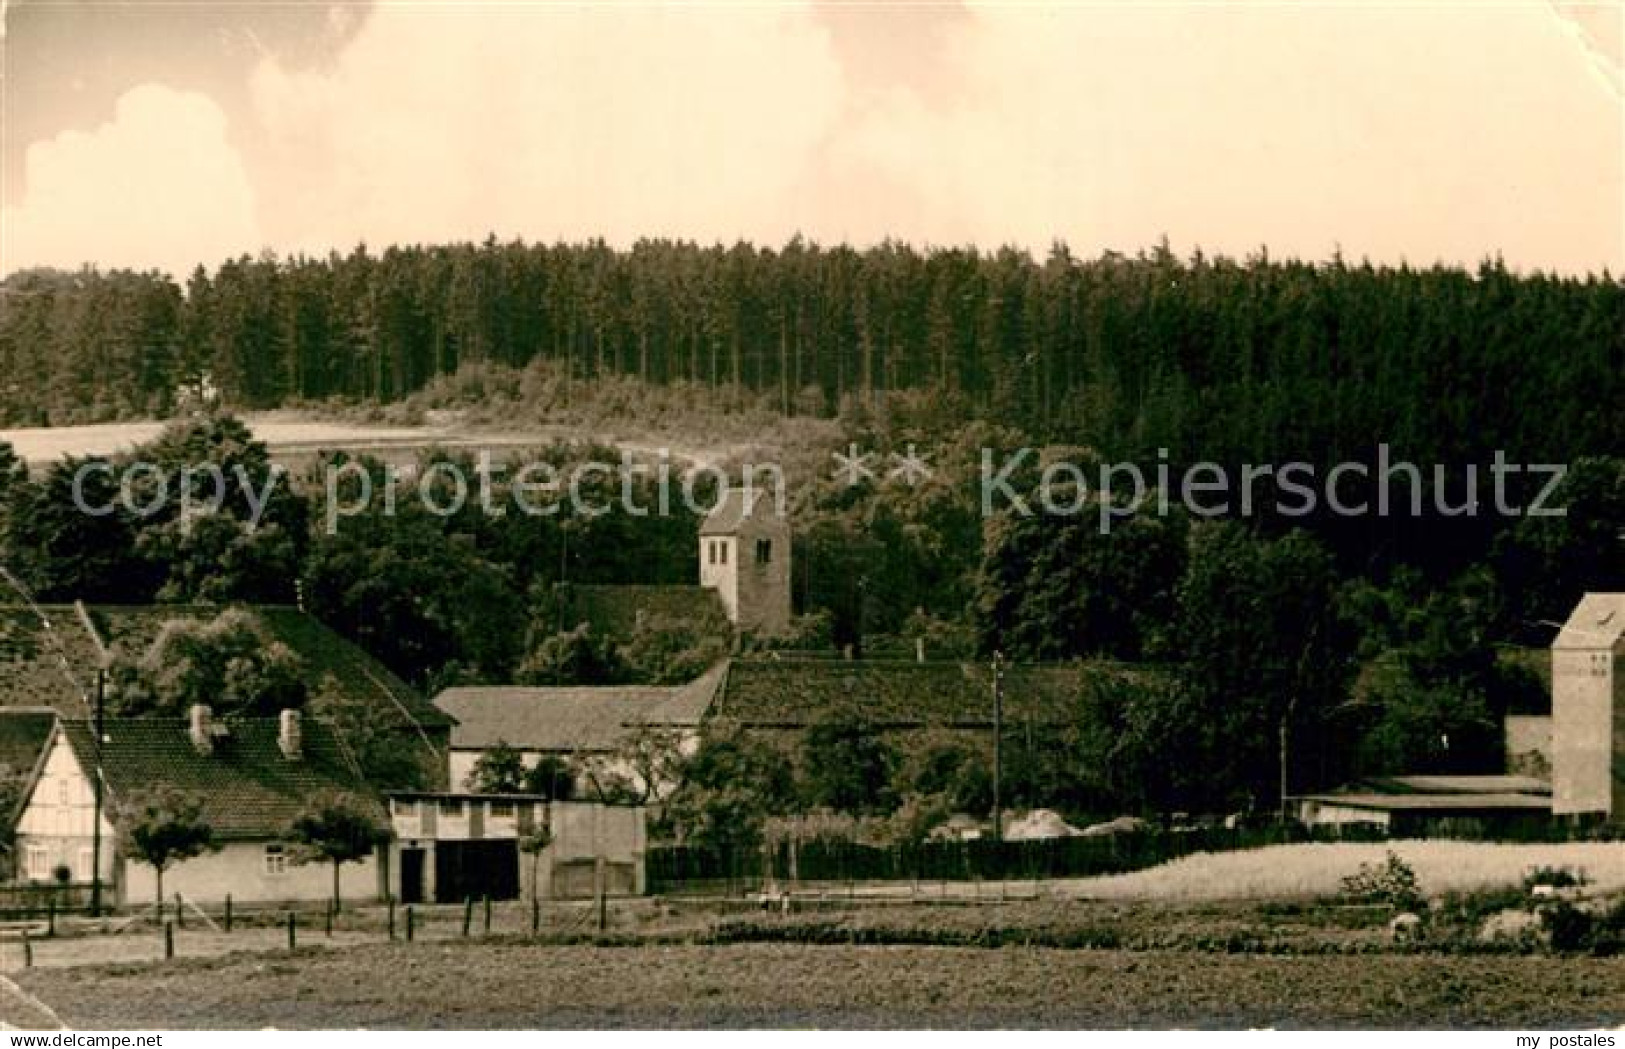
163,921,174,960
405,905,415,943
325,902,333,938
22,931,31,969
224,894,233,934
46,897,55,938
387,897,396,941
175,892,185,930
286,911,296,952
531,895,540,935
461,897,473,937
482,895,492,936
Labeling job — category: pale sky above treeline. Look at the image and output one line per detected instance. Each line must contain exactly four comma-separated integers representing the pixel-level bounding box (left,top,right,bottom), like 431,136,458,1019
2,1,1620,278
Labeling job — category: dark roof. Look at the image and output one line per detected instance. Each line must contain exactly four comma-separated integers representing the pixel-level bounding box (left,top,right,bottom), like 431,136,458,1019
0,709,56,778
711,658,1159,727
0,604,450,729
435,664,725,752
562,586,728,640
57,717,383,841
699,488,787,536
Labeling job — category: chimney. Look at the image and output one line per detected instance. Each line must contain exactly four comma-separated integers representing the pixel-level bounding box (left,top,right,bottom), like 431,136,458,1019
278,709,302,761
188,705,214,756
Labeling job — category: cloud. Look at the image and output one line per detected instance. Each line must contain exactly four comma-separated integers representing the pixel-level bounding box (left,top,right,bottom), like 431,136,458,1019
248,3,846,254
2,85,261,276
4,3,1618,277
827,5,1622,272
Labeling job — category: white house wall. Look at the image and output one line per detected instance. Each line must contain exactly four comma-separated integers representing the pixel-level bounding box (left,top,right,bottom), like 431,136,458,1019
121,843,383,908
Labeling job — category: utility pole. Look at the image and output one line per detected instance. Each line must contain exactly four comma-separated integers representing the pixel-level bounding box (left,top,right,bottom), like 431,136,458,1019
90,668,106,917
991,651,1004,842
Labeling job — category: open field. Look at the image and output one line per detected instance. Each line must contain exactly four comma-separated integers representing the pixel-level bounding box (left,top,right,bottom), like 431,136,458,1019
764,841,1625,904
1043,841,1625,902
0,411,750,470
0,415,435,465
11,938,1625,1029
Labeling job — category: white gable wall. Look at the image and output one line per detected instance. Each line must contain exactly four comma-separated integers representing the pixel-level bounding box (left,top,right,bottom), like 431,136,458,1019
13,732,115,885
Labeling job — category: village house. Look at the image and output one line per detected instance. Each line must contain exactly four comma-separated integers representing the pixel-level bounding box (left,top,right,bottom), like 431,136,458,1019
12,705,389,908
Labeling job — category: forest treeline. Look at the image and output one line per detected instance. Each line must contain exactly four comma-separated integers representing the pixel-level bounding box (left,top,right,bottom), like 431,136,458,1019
3,239,1620,472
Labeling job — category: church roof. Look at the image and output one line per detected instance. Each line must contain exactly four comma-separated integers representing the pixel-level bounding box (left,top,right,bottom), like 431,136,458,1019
699,488,786,536
710,657,1162,728
561,585,728,640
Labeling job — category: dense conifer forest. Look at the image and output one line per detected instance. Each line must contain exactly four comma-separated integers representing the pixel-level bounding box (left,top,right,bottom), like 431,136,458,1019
3,239,1619,474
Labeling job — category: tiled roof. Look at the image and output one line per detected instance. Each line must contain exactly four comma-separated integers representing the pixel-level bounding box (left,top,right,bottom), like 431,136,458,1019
561,585,728,640
711,658,1159,727
435,664,725,753
58,717,383,841
0,604,450,729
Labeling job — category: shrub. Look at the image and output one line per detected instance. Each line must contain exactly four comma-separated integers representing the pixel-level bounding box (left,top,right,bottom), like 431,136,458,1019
1522,865,1588,892
1340,851,1423,912
1541,900,1594,953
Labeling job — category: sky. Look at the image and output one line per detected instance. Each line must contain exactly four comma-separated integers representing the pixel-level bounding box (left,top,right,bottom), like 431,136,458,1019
1,1,1621,280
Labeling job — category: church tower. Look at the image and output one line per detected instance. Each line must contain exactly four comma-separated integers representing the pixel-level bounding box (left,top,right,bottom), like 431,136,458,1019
699,488,792,636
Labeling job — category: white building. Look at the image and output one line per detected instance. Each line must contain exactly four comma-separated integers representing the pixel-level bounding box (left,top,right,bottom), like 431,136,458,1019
1551,592,1625,818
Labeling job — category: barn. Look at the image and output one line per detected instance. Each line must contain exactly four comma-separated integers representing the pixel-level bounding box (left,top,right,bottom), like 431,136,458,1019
387,793,646,903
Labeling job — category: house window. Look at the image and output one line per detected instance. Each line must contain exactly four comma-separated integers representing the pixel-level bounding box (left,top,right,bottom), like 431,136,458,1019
77,848,93,882
264,845,287,877
707,541,717,565
438,799,465,818
719,541,728,565
489,801,515,819
755,539,772,565
58,779,71,805
24,846,48,881
394,799,419,818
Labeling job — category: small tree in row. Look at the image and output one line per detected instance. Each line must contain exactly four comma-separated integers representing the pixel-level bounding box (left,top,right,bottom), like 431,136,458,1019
117,787,219,917
286,791,392,913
